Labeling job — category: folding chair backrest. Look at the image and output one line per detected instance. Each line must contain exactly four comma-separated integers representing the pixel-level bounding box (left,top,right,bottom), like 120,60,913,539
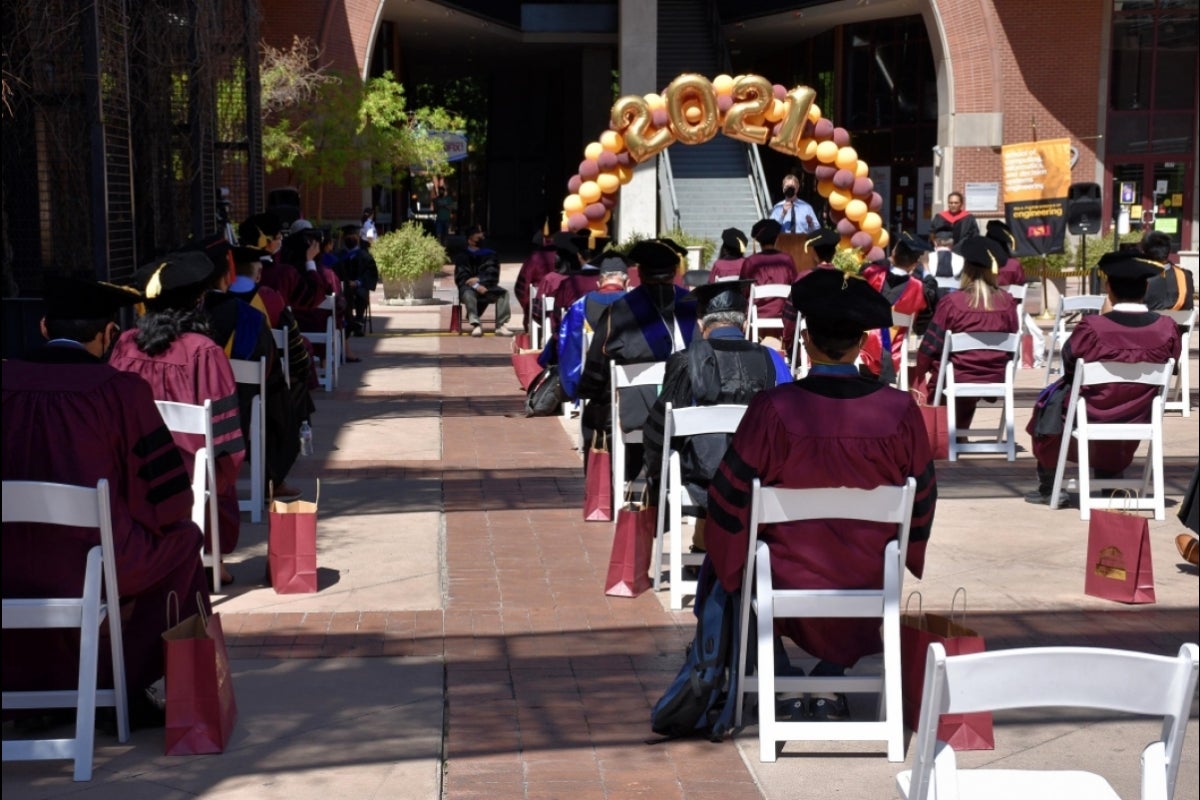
1,479,129,779
154,399,221,588
749,284,791,340
230,356,267,524
935,276,959,293
1044,294,1106,384
271,328,290,388
610,360,667,515
933,331,1019,406
790,314,809,378
1079,359,1173,392
1004,284,1027,317
906,642,1199,800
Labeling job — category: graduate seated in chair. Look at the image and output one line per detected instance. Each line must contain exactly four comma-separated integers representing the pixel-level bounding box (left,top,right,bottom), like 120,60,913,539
3,277,211,728
704,270,937,722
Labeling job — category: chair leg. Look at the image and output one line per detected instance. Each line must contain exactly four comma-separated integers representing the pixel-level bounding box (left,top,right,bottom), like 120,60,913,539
1078,421,1092,521
947,390,958,462
757,593,777,763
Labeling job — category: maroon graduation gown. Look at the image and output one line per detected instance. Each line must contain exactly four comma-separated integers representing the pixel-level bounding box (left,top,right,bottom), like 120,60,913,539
2,346,209,695
109,330,244,556
514,247,557,319
708,258,745,282
553,273,601,315
1028,310,1181,473
705,374,937,667
915,289,1019,429
259,254,328,312
740,250,797,319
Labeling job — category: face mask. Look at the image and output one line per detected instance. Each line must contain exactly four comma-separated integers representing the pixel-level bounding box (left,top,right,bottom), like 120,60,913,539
345,237,359,249
784,186,797,199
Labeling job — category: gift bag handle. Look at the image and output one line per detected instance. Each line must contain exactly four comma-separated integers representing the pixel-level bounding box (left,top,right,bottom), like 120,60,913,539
904,590,923,618
195,591,210,629
166,590,180,628
949,586,968,628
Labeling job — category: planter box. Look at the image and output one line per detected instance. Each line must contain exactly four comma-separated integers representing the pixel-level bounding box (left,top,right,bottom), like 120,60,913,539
382,272,436,301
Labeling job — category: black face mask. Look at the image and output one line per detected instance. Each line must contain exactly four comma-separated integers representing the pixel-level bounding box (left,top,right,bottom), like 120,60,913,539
784,186,797,199
344,236,359,249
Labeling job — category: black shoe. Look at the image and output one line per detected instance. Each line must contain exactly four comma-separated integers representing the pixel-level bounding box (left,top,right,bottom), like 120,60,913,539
775,696,807,722
97,688,165,735
1024,489,1068,509
808,694,849,721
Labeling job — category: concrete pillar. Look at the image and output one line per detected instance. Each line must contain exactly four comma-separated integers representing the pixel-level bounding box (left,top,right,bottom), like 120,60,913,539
617,0,657,240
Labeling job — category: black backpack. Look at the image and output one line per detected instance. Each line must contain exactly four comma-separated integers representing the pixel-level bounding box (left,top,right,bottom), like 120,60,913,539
525,365,564,417
650,578,742,741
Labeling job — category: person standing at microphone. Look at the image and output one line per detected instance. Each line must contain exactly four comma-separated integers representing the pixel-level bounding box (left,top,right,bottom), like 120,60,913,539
769,173,819,235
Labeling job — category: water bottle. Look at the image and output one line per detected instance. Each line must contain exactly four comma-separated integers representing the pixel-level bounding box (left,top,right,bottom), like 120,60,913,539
299,421,314,456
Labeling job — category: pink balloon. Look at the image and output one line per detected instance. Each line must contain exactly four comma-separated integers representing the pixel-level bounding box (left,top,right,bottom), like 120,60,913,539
597,151,618,170
616,151,632,167
567,174,582,194
814,165,838,182
833,169,855,190
600,193,618,209
567,213,588,232
866,246,885,262
869,192,883,212
829,208,846,223
772,121,784,137
852,177,874,197
773,84,787,100
579,160,600,180
717,95,733,113
801,119,815,139
833,127,851,147
836,218,858,236
584,202,607,221
814,119,835,139
651,108,669,128
800,157,818,174
851,231,874,249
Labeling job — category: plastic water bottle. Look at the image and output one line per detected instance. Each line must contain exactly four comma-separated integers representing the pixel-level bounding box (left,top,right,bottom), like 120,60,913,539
299,421,314,456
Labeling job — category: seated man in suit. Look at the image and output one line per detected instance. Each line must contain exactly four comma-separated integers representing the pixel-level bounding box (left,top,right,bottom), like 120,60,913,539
453,224,514,337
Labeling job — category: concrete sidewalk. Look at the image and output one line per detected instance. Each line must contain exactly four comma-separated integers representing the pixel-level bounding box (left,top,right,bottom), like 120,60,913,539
3,266,1197,799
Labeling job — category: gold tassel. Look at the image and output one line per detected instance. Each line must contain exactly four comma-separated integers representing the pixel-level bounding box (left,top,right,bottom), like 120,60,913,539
144,263,168,299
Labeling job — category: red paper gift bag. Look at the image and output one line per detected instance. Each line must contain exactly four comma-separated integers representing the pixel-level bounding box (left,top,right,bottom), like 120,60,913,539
584,431,613,522
1084,508,1155,604
604,491,654,597
900,591,994,750
268,481,319,594
917,403,949,460
163,594,238,755
512,350,543,391
1019,332,1035,369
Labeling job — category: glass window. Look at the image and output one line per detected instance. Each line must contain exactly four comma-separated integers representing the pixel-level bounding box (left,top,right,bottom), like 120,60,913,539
1153,16,1197,108
1110,15,1154,109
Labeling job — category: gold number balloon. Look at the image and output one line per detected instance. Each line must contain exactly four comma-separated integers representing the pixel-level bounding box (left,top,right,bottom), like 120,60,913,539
665,74,719,146
610,95,674,163
722,74,772,145
768,86,817,156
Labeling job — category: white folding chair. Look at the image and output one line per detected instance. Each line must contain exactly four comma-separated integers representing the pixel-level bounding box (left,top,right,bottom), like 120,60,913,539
540,295,556,348
883,310,914,390
931,331,1020,461
155,399,223,591
897,642,1199,800
230,356,267,524
304,295,339,392
610,360,666,517
652,402,748,609
271,327,290,388
1043,294,1106,384
1163,308,1195,417
934,276,960,294
1004,285,1029,370
790,314,809,379
735,477,917,763
748,284,791,342
528,285,541,350
1048,360,1174,520
2,479,129,781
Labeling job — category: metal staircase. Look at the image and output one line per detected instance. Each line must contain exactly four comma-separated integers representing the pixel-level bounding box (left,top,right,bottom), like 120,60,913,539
656,0,764,253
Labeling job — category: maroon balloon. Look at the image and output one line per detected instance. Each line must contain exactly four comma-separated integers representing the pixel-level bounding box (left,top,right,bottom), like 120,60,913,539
851,231,874,250
616,151,632,167
852,177,874,197
600,193,618,209
832,169,855,190
651,108,669,128
813,119,835,140
832,127,851,147
814,165,838,182
869,192,883,212
717,95,733,113
836,218,858,236
597,151,618,170
567,213,588,232
866,246,885,262
800,157,819,174
829,208,846,223
584,202,607,221
801,119,816,139
773,84,787,101
772,122,783,138
579,159,600,180
567,174,582,194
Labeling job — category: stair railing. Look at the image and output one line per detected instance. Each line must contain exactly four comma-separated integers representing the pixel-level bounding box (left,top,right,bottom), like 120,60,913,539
747,142,771,220
659,147,682,232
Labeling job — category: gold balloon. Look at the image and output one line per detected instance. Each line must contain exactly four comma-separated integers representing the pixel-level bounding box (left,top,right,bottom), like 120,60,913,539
797,137,818,160
666,73,719,146
768,85,817,156
563,194,584,214
616,164,634,184
644,92,666,111
764,98,787,123
610,95,674,162
839,235,854,250
600,130,625,152
584,142,604,161
713,74,734,96
875,229,890,249
828,189,851,211
845,198,868,222
579,181,602,204
722,74,772,145
596,172,620,194
588,221,608,236
808,103,822,122
861,212,883,234
855,160,870,178
835,147,858,170
817,178,835,197
816,140,839,163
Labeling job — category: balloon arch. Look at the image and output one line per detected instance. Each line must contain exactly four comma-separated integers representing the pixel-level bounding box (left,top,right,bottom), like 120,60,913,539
561,73,889,261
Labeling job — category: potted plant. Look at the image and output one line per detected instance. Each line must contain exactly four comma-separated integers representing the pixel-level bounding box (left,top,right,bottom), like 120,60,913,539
372,221,448,302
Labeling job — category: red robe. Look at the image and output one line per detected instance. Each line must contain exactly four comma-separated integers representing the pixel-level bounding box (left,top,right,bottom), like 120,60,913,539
1028,309,1181,473
915,289,1019,429
740,250,796,319
260,255,327,312
859,268,928,378
2,346,210,695
109,330,244,557
705,373,937,666
514,247,557,323
553,273,600,315
708,257,745,282
996,258,1026,287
